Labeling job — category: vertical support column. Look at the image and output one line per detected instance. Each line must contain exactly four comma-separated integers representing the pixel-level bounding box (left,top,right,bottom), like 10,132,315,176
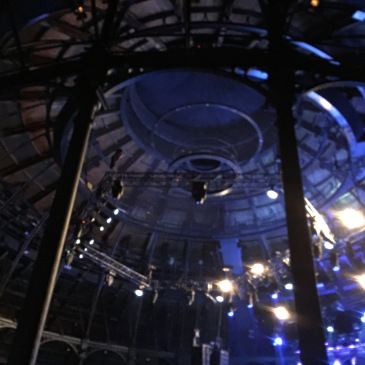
267,1,328,364
7,79,99,365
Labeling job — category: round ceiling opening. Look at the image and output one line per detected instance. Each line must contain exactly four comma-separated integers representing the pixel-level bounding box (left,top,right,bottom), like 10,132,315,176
121,69,275,165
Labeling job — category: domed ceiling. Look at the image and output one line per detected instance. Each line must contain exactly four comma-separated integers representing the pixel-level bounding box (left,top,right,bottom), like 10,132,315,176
1,1,365,364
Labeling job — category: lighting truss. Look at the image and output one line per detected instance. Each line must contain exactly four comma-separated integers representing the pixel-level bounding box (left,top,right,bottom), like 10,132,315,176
103,171,282,190
76,245,150,288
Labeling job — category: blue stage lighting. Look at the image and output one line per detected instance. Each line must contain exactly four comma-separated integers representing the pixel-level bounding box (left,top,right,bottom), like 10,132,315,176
273,337,283,346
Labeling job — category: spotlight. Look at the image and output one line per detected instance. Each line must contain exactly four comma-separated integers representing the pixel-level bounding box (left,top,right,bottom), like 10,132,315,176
79,254,84,259
337,209,365,229
267,188,278,200
113,208,119,215
228,311,235,317
353,10,365,21
247,304,253,309
75,239,81,244
332,266,340,272
135,289,144,297
285,283,293,290
357,274,365,289
273,306,290,320
99,226,104,232
251,263,265,275
218,279,233,293
324,241,334,250
191,181,207,204
327,326,334,333
273,336,283,346
111,180,124,200
216,295,224,303
361,314,365,323
75,5,87,20
271,293,278,300
106,217,112,224
333,360,342,365
89,239,94,245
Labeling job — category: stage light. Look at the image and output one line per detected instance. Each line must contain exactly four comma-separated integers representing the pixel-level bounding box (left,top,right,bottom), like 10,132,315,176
324,241,334,250
273,336,283,346
111,180,124,200
192,181,207,204
228,311,234,317
267,189,278,200
351,357,357,365
89,239,94,245
218,279,233,292
247,304,253,308
216,295,224,303
333,266,340,272
106,217,112,224
285,283,293,290
251,263,265,275
327,326,334,333
99,226,104,232
333,360,341,365
271,293,278,300
361,314,365,323
113,208,119,215
135,289,143,297
273,306,290,320
247,68,268,80
310,0,319,7
79,254,83,259
337,209,365,229
357,274,365,289
353,10,365,21
75,239,81,244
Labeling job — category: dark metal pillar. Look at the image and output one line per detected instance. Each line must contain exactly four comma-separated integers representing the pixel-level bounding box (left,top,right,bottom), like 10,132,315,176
267,1,328,364
7,79,99,365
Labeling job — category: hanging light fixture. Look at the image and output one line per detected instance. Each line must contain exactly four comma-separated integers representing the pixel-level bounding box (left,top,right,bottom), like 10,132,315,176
266,187,278,200
191,181,207,204
111,180,124,200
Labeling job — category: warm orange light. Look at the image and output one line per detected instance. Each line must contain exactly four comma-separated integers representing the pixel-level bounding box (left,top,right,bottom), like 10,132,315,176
77,6,84,13
273,306,290,320
311,0,320,7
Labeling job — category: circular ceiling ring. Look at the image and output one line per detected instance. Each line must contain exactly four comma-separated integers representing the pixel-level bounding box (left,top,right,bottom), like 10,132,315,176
297,81,365,159
150,102,264,164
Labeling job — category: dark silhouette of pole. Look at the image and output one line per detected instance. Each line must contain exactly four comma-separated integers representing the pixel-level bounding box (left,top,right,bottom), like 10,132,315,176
7,79,99,365
267,1,328,364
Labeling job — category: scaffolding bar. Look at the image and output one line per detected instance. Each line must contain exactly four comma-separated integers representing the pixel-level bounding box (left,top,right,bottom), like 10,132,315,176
6,80,98,365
